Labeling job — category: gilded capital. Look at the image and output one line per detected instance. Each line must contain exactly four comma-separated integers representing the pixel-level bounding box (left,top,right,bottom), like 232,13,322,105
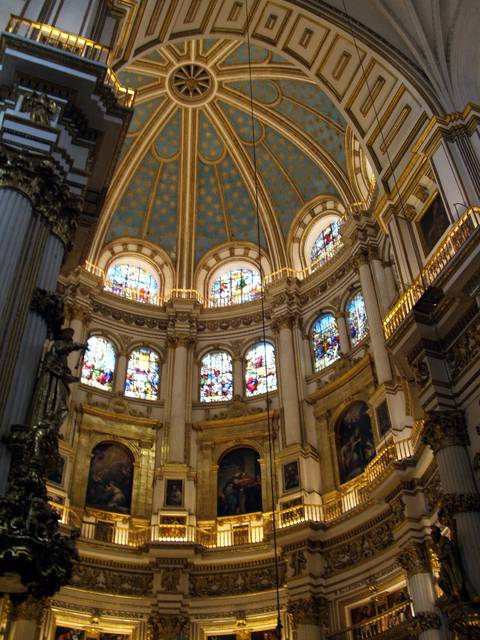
288,596,328,628
397,541,431,577
422,410,469,453
11,595,49,622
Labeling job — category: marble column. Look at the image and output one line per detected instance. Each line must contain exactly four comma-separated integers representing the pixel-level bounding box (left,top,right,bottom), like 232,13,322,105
370,253,391,316
397,542,444,640
275,318,302,446
168,336,191,463
288,597,327,640
7,596,46,640
356,251,392,384
423,410,480,597
335,311,350,356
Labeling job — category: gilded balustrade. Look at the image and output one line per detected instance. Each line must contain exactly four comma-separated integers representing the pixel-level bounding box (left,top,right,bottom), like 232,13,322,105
383,206,480,339
327,600,414,640
6,16,135,108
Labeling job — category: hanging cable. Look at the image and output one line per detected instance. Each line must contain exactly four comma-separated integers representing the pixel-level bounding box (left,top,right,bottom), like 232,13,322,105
244,2,283,637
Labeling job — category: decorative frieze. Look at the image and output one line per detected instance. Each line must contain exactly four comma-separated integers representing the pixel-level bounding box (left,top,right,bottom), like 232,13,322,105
189,561,286,597
422,410,469,452
70,563,153,596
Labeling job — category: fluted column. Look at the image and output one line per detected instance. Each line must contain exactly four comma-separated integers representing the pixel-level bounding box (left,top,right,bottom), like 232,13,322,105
370,251,392,316
423,410,480,597
7,596,47,640
397,542,444,640
355,250,392,383
274,317,302,446
335,311,350,355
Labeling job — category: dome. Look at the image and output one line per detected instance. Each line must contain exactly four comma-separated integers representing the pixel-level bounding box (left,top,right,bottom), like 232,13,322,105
92,39,353,271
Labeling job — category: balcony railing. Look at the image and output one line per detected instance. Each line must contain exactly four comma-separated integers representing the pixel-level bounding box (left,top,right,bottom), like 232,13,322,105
383,206,480,339
5,16,135,108
59,425,424,550
328,600,414,640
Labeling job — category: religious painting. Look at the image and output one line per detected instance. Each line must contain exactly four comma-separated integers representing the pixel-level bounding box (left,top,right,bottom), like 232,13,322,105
336,401,376,484
418,195,449,255
85,442,134,514
47,455,65,485
54,627,85,640
99,634,130,640
217,447,262,516
376,400,392,438
350,602,375,626
165,479,184,508
283,460,300,492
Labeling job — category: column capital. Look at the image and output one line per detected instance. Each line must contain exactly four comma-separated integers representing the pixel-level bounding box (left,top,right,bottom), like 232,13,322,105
167,333,196,349
422,410,469,453
149,614,189,640
0,144,79,246
397,541,431,577
11,595,49,622
287,596,328,628
439,493,480,523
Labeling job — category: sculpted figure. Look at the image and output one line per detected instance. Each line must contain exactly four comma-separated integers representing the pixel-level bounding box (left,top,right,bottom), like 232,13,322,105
430,525,465,602
30,328,87,428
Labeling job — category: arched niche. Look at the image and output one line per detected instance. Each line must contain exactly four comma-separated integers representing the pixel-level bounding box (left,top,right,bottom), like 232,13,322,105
217,447,262,517
335,401,376,484
85,441,134,514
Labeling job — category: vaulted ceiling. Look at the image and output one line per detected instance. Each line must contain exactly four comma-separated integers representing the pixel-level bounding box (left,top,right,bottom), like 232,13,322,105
102,38,350,270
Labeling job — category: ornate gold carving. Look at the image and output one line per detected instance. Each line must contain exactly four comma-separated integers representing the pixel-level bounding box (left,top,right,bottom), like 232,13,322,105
70,563,153,595
439,493,480,523
422,410,469,453
447,315,480,379
0,144,78,246
149,614,189,640
288,596,328,627
407,611,441,633
21,92,57,125
397,541,430,577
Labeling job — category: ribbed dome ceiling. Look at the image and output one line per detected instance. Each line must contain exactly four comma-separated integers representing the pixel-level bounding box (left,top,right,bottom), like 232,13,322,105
107,38,348,265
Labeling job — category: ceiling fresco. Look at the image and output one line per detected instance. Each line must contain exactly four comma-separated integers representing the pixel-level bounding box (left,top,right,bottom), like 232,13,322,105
106,38,348,265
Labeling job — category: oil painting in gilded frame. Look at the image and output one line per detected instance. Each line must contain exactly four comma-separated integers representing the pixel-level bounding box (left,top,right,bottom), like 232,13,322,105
283,460,300,492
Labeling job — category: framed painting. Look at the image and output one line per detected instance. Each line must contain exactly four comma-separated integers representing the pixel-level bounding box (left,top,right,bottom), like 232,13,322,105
217,447,262,516
376,400,391,438
283,460,300,492
418,195,449,255
165,479,184,508
336,401,376,484
55,627,85,640
85,442,134,514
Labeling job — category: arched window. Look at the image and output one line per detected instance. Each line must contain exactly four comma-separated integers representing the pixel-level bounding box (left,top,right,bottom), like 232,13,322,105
336,401,376,483
209,267,262,307
217,447,262,516
244,342,277,396
200,350,233,403
346,292,368,346
125,347,160,400
81,336,116,390
311,314,340,371
85,442,134,514
310,219,341,265
104,262,159,304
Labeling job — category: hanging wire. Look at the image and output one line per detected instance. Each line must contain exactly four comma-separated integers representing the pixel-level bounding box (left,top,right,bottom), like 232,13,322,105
244,1,283,637
340,0,425,291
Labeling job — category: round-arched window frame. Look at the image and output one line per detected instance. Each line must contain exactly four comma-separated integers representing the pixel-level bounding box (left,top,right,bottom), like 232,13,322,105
81,336,116,390
244,342,277,397
311,314,341,372
200,350,233,403
125,347,160,400
104,259,160,304
209,266,262,307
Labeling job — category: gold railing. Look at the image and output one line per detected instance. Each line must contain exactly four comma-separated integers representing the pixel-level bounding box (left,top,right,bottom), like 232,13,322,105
164,288,204,304
328,600,414,640
6,16,135,108
383,206,480,339
6,15,109,62
264,239,344,286
84,261,105,279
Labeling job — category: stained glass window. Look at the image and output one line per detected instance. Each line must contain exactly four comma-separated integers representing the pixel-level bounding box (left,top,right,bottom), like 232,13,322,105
209,268,262,307
311,314,340,371
125,347,160,400
310,219,341,265
81,336,116,390
347,292,369,346
244,342,277,396
200,351,233,403
104,263,159,304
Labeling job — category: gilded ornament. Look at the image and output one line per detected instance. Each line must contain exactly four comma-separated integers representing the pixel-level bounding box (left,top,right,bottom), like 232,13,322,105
287,596,328,628
21,92,57,126
422,410,469,453
396,541,430,577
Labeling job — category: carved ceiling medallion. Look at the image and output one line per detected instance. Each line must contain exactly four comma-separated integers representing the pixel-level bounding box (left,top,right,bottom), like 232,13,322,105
169,64,214,104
